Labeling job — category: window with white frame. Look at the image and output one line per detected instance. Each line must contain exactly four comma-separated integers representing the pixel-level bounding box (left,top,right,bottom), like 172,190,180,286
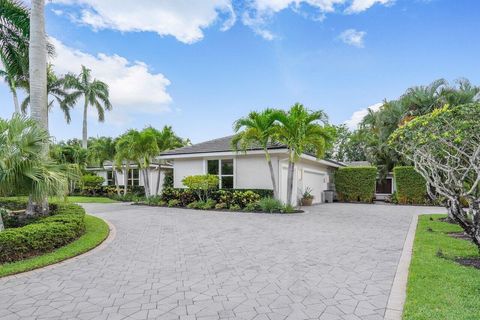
207,159,234,189
128,169,140,186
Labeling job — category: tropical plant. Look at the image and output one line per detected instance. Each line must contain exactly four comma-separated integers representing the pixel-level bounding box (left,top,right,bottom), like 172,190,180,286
63,65,112,148
232,108,281,199
21,65,74,122
275,103,334,205
0,0,29,95
0,115,75,215
390,103,480,249
258,197,283,213
88,136,120,194
0,68,20,113
143,126,189,194
182,175,219,202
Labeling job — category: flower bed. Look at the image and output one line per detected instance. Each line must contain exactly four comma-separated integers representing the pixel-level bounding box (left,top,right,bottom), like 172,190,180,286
135,188,299,213
0,199,86,263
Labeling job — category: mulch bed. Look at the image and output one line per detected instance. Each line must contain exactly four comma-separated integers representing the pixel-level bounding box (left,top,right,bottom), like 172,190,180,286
455,258,480,269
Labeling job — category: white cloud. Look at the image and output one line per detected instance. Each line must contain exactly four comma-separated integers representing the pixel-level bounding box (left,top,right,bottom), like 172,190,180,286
51,0,236,44
51,1,394,42
50,38,172,122
346,0,394,13
344,102,382,129
339,28,366,47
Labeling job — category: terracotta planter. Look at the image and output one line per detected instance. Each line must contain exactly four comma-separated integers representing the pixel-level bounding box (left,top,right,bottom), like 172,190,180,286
302,198,313,206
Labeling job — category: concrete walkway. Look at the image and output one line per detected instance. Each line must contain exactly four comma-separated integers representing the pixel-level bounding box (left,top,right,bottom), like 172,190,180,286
0,203,443,320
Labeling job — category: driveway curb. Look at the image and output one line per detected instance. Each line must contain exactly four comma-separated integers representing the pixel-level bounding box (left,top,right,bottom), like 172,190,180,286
0,216,116,281
384,214,418,320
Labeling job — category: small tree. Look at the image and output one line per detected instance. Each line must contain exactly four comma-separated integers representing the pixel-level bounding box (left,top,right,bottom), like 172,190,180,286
182,175,219,202
390,103,480,249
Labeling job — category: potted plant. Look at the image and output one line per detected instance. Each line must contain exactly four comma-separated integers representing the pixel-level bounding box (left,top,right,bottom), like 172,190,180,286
301,187,314,206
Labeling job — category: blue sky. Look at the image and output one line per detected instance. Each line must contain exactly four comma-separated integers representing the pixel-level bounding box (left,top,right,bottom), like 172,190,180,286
1,0,479,143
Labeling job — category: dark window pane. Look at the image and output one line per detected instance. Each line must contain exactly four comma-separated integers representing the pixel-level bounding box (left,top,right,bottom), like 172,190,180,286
221,159,233,175
222,176,234,189
132,169,139,179
207,160,219,174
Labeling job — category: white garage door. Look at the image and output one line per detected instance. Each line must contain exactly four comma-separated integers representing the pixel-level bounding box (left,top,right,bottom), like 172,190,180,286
303,170,327,204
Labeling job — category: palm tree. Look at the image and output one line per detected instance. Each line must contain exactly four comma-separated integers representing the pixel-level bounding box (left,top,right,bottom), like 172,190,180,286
400,79,447,116
21,65,74,123
0,115,74,215
64,65,112,148
0,68,20,113
143,126,189,195
0,0,29,88
275,103,333,205
88,137,121,195
232,108,281,199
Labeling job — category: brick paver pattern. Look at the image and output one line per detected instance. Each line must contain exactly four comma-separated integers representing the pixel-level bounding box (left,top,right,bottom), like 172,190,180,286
0,203,442,320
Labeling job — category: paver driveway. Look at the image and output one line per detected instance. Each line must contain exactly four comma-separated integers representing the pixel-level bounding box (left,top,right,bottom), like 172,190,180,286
0,203,442,320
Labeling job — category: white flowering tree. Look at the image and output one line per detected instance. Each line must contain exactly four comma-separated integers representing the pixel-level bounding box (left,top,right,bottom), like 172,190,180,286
390,103,480,250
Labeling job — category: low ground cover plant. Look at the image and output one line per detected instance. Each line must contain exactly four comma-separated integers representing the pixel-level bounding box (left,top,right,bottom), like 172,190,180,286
0,198,86,263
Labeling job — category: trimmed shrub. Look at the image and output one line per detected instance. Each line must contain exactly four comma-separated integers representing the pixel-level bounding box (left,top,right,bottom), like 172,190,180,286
80,174,105,195
335,166,377,203
393,166,427,204
0,200,86,263
182,175,219,201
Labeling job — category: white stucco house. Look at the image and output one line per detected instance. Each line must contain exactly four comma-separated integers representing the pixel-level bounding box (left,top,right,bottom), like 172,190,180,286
158,135,344,205
87,161,172,195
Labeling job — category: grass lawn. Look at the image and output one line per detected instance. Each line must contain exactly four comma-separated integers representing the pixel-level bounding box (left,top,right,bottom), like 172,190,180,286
403,214,480,319
2,196,117,203
61,196,117,203
0,214,110,278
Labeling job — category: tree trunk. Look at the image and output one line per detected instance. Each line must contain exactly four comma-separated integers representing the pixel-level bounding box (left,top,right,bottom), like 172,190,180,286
113,165,120,195
265,152,278,199
123,167,128,195
26,196,48,216
29,0,48,133
12,87,20,114
142,169,150,197
0,212,4,232
155,166,162,196
28,0,49,215
82,99,88,149
286,157,295,205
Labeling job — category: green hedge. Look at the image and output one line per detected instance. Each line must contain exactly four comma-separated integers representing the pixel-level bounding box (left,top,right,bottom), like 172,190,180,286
393,166,427,204
335,166,377,203
0,200,86,263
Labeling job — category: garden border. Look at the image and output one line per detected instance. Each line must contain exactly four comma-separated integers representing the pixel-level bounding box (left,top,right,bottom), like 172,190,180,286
384,214,418,320
0,216,116,281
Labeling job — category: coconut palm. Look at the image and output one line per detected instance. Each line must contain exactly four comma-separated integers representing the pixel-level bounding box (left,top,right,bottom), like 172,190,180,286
0,0,29,86
0,115,74,215
20,65,74,122
232,108,281,199
63,65,112,148
400,79,447,116
275,103,333,205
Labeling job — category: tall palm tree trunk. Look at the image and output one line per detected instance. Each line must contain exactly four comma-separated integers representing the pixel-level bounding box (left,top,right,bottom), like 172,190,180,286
0,213,4,232
286,152,295,205
112,165,120,195
82,99,88,148
155,166,162,196
142,169,150,197
264,150,278,199
28,0,48,215
11,87,20,114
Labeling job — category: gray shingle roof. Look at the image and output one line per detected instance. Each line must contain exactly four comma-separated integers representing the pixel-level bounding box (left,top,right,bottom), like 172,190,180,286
160,135,285,156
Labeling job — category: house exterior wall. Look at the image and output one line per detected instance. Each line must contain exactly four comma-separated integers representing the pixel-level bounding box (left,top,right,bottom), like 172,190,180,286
172,155,279,190
173,159,205,188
